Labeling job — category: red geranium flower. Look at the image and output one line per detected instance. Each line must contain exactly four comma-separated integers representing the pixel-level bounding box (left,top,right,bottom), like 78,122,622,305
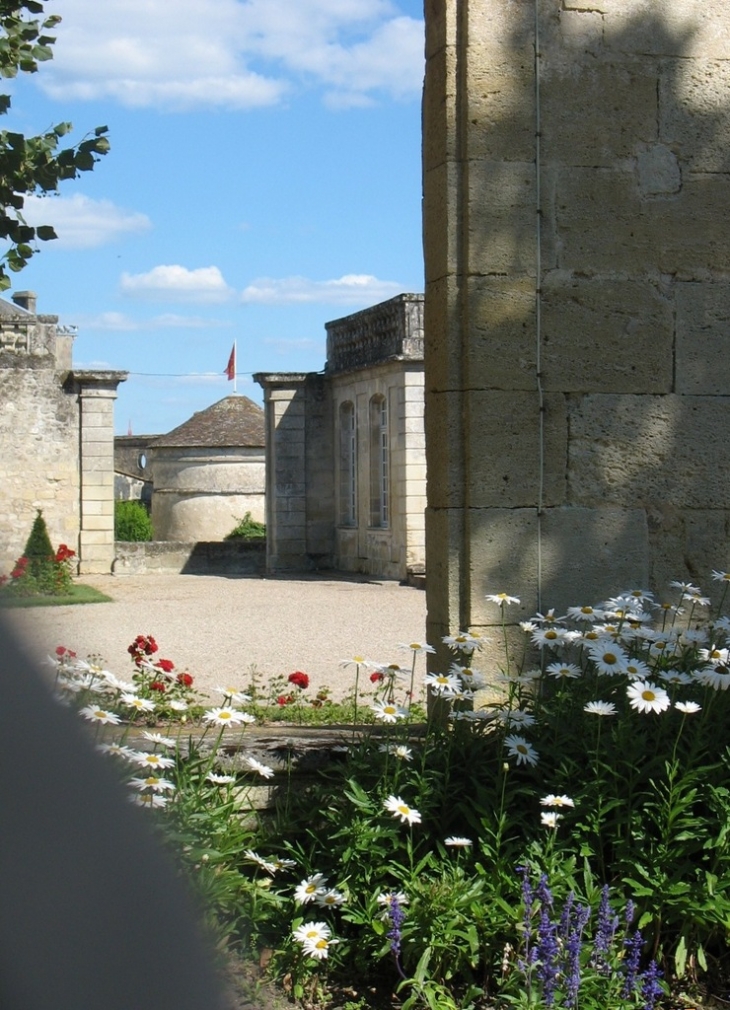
176,672,193,687
150,681,166,692
276,694,294,706
288,671,309,690
156,658,175,673
370,671,385,683
55,645,67,656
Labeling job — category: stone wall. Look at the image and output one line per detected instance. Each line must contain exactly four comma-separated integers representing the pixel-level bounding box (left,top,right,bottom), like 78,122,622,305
423,0,730,655
113,540,266,576
0,367,80,569
332,363,425,580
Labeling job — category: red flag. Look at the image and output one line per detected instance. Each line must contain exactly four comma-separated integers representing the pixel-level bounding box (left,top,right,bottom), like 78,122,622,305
224,344,235,380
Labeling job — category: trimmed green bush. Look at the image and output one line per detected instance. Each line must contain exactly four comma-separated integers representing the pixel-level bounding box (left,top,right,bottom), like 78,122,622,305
224,511,266,540
23,508,54,583
114,500,153,541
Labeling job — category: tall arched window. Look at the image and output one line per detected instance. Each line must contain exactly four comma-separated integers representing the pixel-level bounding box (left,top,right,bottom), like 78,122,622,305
369,394,388,528
339,401,356,526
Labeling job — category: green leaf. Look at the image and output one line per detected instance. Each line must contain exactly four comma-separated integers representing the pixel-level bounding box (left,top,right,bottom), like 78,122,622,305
35,224,55,241
675,935,687,979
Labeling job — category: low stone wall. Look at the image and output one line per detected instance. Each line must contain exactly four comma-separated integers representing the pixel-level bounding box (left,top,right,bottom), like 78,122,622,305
113,540,266,576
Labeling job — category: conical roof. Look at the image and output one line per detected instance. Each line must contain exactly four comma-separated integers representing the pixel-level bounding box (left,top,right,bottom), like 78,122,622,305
150,395,265,448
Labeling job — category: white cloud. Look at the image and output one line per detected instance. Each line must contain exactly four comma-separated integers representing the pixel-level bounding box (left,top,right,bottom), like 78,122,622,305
36,0,423,111
241,273,403,306
72,311,232,331
22,194,151,249
120,265,234,304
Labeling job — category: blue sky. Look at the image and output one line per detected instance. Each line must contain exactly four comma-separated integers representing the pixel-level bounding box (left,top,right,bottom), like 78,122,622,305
4,0,424,434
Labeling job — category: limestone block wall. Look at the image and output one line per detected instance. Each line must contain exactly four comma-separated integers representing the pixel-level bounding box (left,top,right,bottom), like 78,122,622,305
332,362,425,581
254,373,335,572
423,0,730,650
149,446,265,542
0,368,80,570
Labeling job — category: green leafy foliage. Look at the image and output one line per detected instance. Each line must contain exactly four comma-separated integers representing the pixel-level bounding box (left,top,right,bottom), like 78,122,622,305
114,500,153,541
224,512,266,540
0,2,109,288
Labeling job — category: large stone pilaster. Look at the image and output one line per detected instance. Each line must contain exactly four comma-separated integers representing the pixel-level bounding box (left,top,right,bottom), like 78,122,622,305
74,372,127,575
423,0,730,657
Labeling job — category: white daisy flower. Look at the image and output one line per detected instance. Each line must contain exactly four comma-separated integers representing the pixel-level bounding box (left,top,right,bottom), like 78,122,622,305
504,734,539,767
424,671,461,695
540,811,562,829
302,935,339,960
214,686,251,705
624,659,652,680
339,654,368,667
442,631,486,653
121,694,156,713
675,701,701,714
712,570,730,583
658,670,692,686
207,772,236,785
699,646,730,664
377,891,409,907
129,775,175,793
566,604,605,622
246,756,275,779
293,921,331,945
315,888,346,908
96,742,136,760
694,665,730,691
202,707,254,726
384,795,422,825
399,641,436,654
626,681,671,714
670,581,701,594
531,627,567,648
244,850,279,875
79,706,121,725
379,743,413,761
486,593,520,607
584,700,617,717
142,731,176,748
371,700,407,723
168,699,188,712
588,644,629,675
128,793,168,809
679,629,709,646
540,794,575,808
444,836,473,847
133,751,175,770
294,874,328,904
546,662,581,680
498,709,536,729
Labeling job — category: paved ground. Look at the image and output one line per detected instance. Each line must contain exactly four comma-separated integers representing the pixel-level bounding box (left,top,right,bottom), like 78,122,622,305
5,572,427,705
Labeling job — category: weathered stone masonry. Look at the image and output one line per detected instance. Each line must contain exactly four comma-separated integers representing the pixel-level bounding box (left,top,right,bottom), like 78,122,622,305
0,291,126,574
423,0,730,656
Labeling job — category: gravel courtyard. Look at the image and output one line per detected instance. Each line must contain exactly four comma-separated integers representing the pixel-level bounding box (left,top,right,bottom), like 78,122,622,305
5,572,427,705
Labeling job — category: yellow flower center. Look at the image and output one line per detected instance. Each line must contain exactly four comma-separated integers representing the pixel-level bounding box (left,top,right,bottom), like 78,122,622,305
398,804,410,816
602,653,617,664
145,777,159,786
545,630,558,640
641,690,655,702
220,711,232,719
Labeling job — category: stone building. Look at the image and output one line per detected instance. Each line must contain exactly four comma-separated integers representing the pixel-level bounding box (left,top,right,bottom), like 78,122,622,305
255,293,425,580
114,434,154,505
147,395,265,542
0,291,126,575
423,0,730,660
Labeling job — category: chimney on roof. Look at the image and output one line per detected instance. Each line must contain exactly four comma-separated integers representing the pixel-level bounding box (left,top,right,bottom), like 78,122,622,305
12,291,37,314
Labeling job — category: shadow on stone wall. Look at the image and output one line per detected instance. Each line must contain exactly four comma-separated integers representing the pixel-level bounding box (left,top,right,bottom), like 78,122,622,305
425,1,730,629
